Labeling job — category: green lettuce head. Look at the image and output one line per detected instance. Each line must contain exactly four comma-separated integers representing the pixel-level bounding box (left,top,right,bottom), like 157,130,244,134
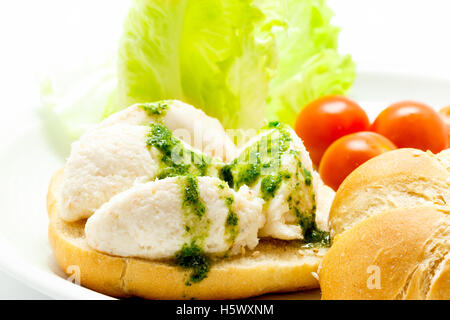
41,0,355,151
115,0,355,129
115,0,281,129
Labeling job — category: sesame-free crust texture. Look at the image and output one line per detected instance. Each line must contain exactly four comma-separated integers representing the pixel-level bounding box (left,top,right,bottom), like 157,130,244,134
319,207,450,300
329,148,450,238
47,169,325,300
321,148,450,300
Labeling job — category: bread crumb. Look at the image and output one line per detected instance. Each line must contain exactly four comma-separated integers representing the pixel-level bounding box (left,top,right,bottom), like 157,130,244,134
311,272,319,281
298,247,328,257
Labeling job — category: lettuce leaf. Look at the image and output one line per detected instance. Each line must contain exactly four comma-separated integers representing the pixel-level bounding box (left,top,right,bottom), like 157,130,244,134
39,58,117,155
116,0,354,129
115,0,280,129
40,0,355,147
262,0,355,126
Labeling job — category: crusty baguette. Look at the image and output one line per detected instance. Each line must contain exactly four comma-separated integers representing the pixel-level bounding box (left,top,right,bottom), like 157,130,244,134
329,148,450,238
47,168,327,300
319,206,450,300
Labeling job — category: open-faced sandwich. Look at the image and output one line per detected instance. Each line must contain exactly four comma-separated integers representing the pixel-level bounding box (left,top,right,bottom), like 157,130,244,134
47,100,335,299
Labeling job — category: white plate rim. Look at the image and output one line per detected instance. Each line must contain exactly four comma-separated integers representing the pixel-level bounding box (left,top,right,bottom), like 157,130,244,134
0,69,449,300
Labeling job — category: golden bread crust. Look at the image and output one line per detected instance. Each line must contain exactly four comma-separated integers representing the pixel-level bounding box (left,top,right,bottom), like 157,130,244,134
329,149,450,237
320,207,450,300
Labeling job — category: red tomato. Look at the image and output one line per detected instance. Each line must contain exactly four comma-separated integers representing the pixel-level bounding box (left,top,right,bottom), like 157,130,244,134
295,95,370,166
319,132,397,191
371,101,448,153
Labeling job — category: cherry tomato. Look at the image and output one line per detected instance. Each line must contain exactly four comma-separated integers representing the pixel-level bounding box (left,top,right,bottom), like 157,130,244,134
371,101,448,153
295,95,370,166
319,132,397,191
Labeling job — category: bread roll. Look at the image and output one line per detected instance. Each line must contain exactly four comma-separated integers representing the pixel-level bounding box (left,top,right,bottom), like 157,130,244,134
48,168,328,299
329,148,450,238
319,206,450,300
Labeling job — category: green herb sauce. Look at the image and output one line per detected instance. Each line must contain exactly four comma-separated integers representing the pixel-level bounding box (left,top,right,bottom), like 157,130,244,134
295,207,330,247
216,181,240,246
181,176,210,242
177,176,211,284
224,196,239,244
221,125,292,189
267,121,281,129
175,241,210,286
260,172,290,201
146,123,218,179
302,167,312,187
138,101,168,116
183,175,206,218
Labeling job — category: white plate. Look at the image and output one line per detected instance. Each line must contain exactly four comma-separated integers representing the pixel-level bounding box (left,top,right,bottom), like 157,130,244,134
0,71,449,300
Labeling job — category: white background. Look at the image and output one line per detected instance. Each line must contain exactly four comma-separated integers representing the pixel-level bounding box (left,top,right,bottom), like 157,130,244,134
0,0,449,299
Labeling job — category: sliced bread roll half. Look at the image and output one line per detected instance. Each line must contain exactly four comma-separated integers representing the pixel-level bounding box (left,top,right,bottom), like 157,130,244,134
48,168,329,300
319,206,450,300
329,148,450,238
